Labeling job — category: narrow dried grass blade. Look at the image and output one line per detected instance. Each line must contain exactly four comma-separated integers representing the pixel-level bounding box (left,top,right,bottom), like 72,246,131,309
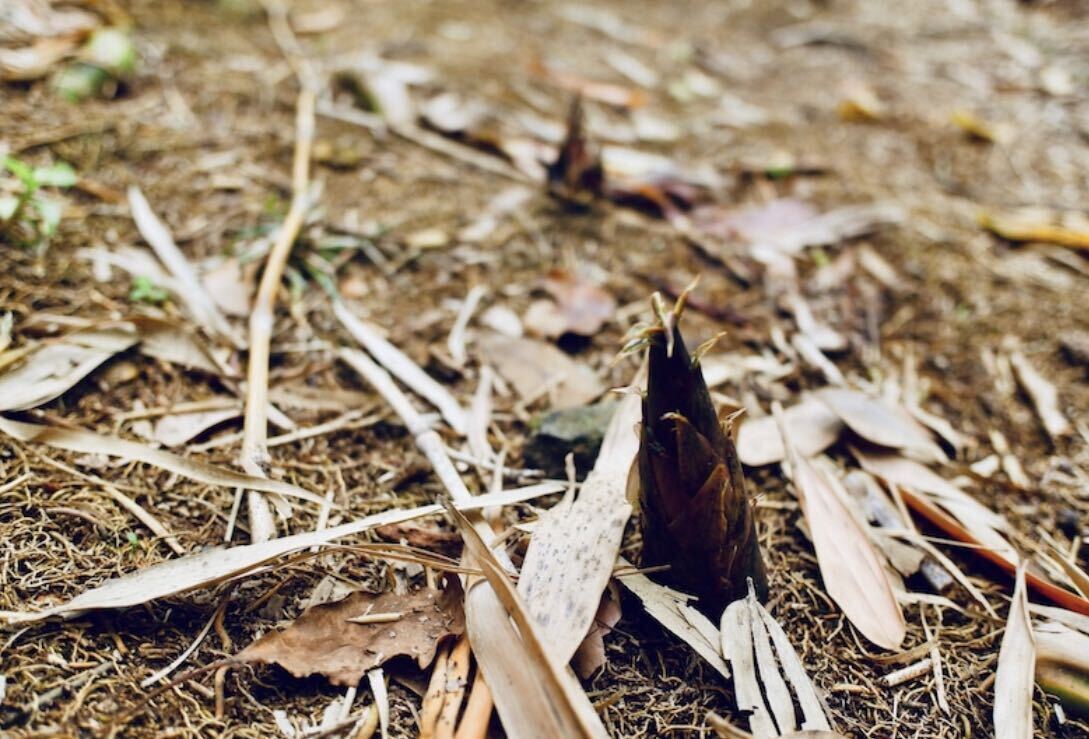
0,416,327,505
756,603,831,731
128,186,242,348
1008,350,1071,439
518,384,641,665
0,482,559,623
775,408,906,650
994,567,1035,739
335,300,468,434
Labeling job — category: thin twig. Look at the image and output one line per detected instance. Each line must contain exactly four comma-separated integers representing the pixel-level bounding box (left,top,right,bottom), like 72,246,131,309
240,8,320,540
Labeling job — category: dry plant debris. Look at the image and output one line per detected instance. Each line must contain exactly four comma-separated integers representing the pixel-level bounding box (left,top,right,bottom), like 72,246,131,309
3,0,1089,736
238,585,464,686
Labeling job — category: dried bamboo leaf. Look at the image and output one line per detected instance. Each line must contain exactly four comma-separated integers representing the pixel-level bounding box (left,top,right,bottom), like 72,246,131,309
1008,350,1071,439
446,503,608,739
239,586,464,686
777,413,906,650
737,396,842,467
994,568,1035,739
814,388,944,462
0,415,327,505
0,327,137,411
479,332,604,409
0,482,560,623
722,587,833,737
153,406,240,447
518,383,641,666
616,562,731,680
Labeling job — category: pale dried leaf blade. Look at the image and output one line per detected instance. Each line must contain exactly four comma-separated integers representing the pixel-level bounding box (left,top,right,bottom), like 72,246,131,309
239,587,464,686
0,327,137,411
814,387,944,462
1,483,562,623
737,396,842,466
479,333,604,409
777,415,905,650
153,407,241,447
1008,350,1071,439
445,503,607,739
0,416,327,506
617,563,730,681
994,568,1035,739
722,597,776,739
518,388,640,665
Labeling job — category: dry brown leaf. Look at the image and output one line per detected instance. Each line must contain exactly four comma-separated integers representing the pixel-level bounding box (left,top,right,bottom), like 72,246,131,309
777,411,906,650
0,482,561,623
239,586,464,686
851,447,1018,564
479,333,603,409
722,586,832,738
525,268,616,338
737,397,842,467
0,326,136,411
132,315,235,377
814,388,944,462
691,199,901,261
571,590,622,679
995,567,1035,739
518,385,640,667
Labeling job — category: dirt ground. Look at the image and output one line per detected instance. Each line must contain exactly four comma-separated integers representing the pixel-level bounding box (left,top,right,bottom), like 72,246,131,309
3,0,1089,736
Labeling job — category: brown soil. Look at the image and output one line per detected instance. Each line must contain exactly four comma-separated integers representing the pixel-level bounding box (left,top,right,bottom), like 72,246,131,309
2,0,1089,737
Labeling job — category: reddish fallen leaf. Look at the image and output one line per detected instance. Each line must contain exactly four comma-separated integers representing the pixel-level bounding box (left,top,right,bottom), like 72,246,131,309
374,521,463,554
525,268,616,338
238,585,465,686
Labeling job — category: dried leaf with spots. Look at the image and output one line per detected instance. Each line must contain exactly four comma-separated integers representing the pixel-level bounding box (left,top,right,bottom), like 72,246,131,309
721,585,832,738
518,385,641,667
0,326,136,411
239,586,465,686
995,568,1035,739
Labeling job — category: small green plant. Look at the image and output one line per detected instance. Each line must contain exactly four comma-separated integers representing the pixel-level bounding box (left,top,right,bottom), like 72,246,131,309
0,156,78,250
129,276,169,304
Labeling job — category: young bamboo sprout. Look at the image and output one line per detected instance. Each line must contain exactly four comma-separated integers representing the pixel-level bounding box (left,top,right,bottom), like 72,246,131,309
636,298,768,616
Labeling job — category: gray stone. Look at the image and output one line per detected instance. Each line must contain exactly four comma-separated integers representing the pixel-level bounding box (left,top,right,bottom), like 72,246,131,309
523,400,618,479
